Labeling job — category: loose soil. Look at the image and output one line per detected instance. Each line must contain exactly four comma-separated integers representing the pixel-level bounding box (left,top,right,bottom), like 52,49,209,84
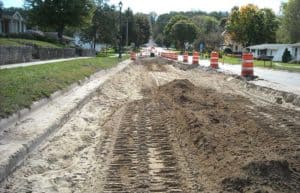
1,58,299,193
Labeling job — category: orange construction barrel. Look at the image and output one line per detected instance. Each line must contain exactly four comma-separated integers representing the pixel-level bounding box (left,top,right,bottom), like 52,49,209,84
130,52,136,60
183,52,188,62
173,53,178,61
210,51,219,69
241,52,254,77
192,51,199,65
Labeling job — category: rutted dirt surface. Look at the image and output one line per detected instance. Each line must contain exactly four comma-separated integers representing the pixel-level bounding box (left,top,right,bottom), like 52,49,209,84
1,58,299,193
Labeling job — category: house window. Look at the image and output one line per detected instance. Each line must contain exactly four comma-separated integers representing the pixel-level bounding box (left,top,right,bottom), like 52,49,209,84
295,48,298,57
235,45,238,51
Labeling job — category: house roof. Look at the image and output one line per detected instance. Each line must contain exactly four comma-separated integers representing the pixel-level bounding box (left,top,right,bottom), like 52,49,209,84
0,11,25,21
248,44,291,50
291,43,300,47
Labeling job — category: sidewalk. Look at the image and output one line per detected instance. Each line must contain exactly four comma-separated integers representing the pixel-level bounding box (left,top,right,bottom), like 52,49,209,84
0,57,92,70
0,59,131,182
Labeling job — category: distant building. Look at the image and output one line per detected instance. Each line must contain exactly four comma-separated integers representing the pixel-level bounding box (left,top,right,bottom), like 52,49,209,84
221,30,244,53
0,11,26,34
291,43,300,61
247,43,300,62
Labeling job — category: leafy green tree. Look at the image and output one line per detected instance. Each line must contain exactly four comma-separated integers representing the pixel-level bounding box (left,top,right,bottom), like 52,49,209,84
163,15,188,38
134,13,151,47
25,0,95,41
122,8,136,47
86,2,117,49
282,0,300,43
192,15,220,34
171,20,198,50
0,1,3,17
191,15,222,51
226,4,278,46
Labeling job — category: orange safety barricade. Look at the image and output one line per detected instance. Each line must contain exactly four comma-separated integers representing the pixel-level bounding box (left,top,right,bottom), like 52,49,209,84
241,52,254,77
210,51,219,69
183,52,188,62
130,52,136,60
192,51,199,64
173,53,178,61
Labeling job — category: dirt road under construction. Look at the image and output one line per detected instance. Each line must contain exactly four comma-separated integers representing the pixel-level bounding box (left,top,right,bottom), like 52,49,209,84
1,58,299,193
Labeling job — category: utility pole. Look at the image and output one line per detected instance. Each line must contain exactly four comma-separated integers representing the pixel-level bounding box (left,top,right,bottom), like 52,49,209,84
126,8,129,47
118,1,123,59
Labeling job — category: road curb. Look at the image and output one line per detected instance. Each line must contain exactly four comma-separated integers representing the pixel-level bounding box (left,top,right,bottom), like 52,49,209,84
0,60,131,183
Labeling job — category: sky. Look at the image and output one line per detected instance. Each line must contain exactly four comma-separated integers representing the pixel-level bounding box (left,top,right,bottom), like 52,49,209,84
2,0,287,15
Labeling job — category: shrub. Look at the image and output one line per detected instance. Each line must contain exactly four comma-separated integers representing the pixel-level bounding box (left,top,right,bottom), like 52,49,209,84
282,48,292,63
224,47,233,54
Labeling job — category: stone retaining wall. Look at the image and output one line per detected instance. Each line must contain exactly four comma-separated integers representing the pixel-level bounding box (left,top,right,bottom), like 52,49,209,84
0,46,96,65
0,46,32,65
76,48,96,57
37,48,76,60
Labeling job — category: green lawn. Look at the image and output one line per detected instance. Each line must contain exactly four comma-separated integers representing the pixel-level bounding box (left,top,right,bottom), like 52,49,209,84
221,56,300,72
0,38,23,46
0,38,64,48
0,57,128,118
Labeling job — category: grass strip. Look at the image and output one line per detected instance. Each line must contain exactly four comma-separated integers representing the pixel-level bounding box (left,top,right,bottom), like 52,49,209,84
0,57,127,118
0,38,63,48
221,56,300,72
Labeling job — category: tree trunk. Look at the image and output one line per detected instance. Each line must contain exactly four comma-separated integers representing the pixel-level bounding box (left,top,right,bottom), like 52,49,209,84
57,25,65,44
93,38,96,50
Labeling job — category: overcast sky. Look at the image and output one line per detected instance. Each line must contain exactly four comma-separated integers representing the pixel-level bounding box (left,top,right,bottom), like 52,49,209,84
2,0,286,15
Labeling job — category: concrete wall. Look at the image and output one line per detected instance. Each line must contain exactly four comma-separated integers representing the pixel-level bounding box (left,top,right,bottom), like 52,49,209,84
37,48,76,60
0,46,32,65
0,46,95,65
76,48,96,57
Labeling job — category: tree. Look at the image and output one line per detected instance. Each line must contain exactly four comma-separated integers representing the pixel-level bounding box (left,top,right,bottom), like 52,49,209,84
134,13,151,47
164,15,188,38
152,10,228,48
282,0,300,43
0,1,3,17
226,4,278,46
25,0,95,41
171,20,198,50
81,2,117,49
122,8,136,47
191,15,222,51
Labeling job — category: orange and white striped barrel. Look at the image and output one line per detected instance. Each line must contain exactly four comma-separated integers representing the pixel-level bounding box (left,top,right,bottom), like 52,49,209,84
130,52,136,60
183,52,188,62
210,51,219,69
173,53,178,61
192,51,199,65
241,52,254,77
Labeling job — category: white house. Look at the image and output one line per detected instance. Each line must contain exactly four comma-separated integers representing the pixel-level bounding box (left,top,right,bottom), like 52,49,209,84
291,43,300,61
0,11,26,34
247,44,292,62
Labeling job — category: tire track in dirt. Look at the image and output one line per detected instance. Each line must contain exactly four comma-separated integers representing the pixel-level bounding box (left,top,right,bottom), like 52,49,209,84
102,99,195,192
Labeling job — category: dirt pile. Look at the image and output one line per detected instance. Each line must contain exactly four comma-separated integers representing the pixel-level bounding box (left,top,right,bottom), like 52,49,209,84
151,79,300,193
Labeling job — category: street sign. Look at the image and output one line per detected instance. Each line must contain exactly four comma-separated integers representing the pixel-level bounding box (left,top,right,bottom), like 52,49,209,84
199,42,205,52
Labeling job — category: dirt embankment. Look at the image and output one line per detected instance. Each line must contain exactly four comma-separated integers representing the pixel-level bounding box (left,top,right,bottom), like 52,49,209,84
151,78,300,193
